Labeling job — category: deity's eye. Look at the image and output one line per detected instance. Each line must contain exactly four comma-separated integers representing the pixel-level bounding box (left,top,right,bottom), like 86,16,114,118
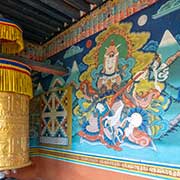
109,53,114,58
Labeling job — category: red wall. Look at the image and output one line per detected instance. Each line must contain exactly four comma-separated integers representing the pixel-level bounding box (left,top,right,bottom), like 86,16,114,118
11,157,152,180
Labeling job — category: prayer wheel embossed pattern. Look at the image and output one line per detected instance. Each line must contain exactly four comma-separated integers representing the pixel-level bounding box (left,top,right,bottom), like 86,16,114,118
0,58,32,170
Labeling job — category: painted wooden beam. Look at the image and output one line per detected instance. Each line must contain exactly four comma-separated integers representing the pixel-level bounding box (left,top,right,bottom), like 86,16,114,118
23,31,46,44
0,54,69,76
40,0,80,19
18,0,72,24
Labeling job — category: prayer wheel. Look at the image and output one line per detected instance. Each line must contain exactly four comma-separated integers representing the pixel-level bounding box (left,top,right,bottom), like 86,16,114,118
0,58,32,170
0,18,32,171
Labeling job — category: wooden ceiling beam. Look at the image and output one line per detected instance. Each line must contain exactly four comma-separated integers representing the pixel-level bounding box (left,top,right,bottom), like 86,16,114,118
40,0,80,19
0,3,57,33
1,0,63,29
18,0,72,24
85,0,103,6
0,54,69,76
64,0,90,12
23,31,45,44
2,14,50,38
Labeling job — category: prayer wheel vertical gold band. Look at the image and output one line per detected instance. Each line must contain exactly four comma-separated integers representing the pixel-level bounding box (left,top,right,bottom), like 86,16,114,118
0,92,31,170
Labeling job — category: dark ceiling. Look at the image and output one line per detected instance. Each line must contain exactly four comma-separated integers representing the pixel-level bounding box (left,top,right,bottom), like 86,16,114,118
0,0,106,44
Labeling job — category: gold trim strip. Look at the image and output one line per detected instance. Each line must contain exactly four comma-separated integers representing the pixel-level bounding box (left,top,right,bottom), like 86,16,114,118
33,148,180,179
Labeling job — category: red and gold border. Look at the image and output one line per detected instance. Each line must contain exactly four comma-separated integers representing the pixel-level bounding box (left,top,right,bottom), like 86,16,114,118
0,58,32,98
30,147,180,180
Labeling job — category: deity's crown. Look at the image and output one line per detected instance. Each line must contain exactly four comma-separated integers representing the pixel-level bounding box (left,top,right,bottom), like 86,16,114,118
105,40,120,56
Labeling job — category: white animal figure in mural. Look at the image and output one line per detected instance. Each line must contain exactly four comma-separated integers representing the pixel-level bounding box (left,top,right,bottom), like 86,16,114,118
102,100,125,145
103,100,124,127
123,113,151,147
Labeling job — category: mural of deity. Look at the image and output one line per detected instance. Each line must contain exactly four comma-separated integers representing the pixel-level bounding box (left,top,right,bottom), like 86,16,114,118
74,23,178,151
38,1,180,178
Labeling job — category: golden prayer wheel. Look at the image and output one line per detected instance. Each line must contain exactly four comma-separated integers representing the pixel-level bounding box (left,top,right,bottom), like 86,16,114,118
0,18,32,171
0,58,32,170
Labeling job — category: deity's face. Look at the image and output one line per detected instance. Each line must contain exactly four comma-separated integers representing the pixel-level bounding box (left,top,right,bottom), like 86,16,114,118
104,51,118,75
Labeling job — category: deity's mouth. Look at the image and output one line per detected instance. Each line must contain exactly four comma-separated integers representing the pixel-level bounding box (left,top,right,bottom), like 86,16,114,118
108,66,113,70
